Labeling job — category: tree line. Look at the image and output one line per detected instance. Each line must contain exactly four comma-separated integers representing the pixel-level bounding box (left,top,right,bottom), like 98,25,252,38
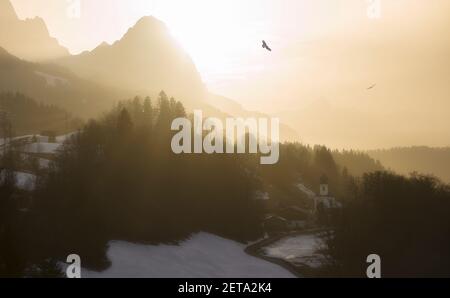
0,92,82,136
319,172,450,277
1,92,449,277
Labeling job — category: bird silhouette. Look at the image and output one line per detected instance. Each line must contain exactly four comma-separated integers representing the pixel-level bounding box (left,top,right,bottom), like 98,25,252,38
262,40,272,52
367,84,376,90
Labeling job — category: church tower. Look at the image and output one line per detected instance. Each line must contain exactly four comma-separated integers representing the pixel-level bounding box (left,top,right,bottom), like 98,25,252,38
319,175,329,197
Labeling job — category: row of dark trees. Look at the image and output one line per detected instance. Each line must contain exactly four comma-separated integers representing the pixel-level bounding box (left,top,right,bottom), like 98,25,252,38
0,149,26,276
0,92,82,136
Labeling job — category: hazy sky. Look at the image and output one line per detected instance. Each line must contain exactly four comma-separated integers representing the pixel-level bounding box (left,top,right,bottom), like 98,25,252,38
9,0,450,148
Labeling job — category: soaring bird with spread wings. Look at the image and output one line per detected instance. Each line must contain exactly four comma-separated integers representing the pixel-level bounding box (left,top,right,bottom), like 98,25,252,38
262,40,272,52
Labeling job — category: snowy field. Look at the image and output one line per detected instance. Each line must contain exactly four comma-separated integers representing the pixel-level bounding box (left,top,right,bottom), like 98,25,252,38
82,233,296,278
264,234,325,269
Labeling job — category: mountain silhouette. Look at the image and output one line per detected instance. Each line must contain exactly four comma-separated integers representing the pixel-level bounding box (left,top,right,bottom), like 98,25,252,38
0,0,69,61
55,16,205,106
0,12,298,141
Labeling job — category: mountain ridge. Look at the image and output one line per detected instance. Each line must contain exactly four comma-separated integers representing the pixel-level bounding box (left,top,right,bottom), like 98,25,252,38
367,146,450,184
55,16,205,106
0,0,69,61
0,9,299,141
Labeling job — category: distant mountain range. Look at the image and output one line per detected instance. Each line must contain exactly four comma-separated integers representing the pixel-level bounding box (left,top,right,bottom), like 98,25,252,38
0,0,69,61
368,147,450,184
0,1,298,140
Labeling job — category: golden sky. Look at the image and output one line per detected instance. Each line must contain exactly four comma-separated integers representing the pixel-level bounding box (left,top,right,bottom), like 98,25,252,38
9,0,450,149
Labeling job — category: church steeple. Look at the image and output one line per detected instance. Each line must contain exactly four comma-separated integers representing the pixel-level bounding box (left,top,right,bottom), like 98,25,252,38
319,174,329,197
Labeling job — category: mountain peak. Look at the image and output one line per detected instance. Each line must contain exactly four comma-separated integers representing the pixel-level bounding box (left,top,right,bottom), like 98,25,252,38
0,0,18,20
55,15,205,106
92,41,110,51
134,16,167,30
123,16,169,40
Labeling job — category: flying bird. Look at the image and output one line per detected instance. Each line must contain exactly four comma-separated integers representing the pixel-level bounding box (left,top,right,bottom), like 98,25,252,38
367,84,377,90
262,40,272,52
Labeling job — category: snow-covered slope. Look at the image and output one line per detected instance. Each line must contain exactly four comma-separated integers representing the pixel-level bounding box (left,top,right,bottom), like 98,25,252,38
82,233,296,278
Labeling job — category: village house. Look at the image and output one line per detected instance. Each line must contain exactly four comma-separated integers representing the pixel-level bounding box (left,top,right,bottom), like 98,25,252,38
263,175,343,233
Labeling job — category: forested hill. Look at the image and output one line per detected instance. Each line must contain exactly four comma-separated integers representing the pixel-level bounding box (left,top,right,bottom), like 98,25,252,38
332,149,384,177
368,147,450,184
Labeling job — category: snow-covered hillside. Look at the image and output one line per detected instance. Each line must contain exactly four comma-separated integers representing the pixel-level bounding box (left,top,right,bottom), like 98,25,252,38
82,233,296,278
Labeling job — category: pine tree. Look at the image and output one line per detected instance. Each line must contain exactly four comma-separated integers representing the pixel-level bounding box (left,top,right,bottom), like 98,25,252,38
117,108,133,137
132,96,142,125
174,101,186,118
143,96,153,128
155,91,171,133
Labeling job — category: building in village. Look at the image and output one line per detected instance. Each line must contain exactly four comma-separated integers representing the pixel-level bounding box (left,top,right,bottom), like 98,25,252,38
263,175,342,233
